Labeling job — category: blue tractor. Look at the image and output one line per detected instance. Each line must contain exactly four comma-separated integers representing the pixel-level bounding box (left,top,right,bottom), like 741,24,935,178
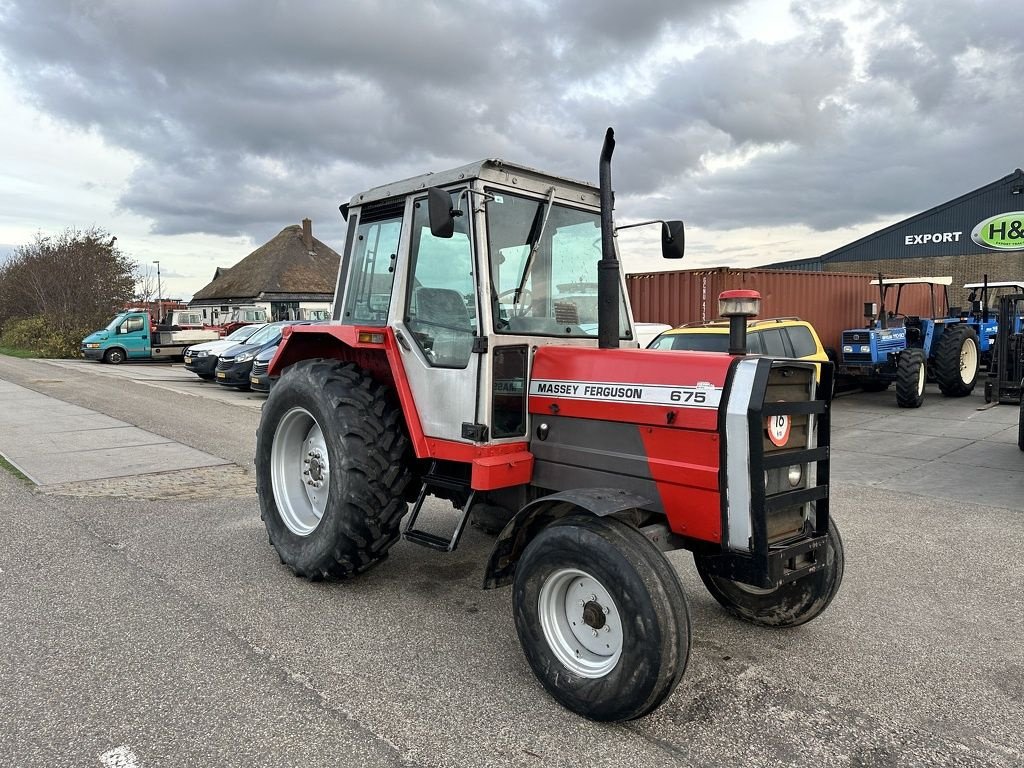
839,276,981,408
961,279,1024,370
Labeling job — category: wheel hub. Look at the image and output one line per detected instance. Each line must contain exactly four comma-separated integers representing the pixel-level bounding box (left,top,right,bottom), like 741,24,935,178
305,450,325,487
538,569,622,678
582,600,606,630
271,407,331,536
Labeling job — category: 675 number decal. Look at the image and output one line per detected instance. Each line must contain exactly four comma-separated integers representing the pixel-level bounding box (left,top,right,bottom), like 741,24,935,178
670,390,707,403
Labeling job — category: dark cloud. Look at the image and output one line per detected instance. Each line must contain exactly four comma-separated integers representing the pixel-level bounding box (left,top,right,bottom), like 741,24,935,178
0,0,1020,249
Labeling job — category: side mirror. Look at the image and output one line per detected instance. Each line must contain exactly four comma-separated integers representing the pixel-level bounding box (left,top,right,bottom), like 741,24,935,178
661,220,685,259
427,187,455,239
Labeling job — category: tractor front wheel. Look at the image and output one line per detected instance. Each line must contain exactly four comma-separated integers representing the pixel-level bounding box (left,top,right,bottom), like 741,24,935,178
512,515,690,722
256,359,412,579
895,349,927,408
693,522,845,627
934,325,979,397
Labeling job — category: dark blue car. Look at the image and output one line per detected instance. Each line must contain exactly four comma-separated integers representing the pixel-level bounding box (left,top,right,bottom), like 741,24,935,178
214,321,309,390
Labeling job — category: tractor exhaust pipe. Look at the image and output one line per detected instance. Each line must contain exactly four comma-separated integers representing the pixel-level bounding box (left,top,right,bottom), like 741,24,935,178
598,127,619,350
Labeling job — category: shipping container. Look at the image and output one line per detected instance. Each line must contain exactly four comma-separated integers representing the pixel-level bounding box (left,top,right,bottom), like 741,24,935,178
626,268,940,353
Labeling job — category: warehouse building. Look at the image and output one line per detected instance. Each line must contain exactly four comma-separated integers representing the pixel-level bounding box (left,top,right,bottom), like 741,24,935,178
763,168,1024,307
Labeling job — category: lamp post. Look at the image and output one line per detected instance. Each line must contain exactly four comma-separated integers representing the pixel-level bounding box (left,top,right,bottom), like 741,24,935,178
153,260,162,324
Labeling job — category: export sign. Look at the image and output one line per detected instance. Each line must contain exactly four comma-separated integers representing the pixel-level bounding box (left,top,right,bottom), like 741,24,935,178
971,212,1024,251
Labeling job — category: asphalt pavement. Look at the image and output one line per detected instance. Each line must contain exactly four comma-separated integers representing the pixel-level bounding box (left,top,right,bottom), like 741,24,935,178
0,355,1021,768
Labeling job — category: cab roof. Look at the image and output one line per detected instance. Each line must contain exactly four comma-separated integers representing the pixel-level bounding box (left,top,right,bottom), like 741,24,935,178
347,159,601,209
963,281,1024,290
869,276,952,286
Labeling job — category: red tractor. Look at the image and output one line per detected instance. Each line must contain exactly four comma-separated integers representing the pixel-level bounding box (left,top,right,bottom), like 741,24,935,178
257,129,843,721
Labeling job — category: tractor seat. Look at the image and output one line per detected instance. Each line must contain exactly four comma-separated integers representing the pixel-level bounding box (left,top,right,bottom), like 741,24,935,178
904,316,923,345
414,287,472,329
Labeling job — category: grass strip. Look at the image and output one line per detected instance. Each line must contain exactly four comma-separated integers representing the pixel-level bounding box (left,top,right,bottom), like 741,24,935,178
0,346,37,358
0,454,31,483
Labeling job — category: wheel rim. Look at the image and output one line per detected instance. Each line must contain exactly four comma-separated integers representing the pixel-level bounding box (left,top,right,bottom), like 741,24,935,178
916,359,925,396
730,580,777,596
271,407,330,536
959,338,978,384
537,568,622,678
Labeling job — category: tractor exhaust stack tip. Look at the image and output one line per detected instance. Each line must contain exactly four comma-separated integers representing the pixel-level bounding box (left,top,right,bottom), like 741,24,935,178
719,289,761,355
598,127,619,350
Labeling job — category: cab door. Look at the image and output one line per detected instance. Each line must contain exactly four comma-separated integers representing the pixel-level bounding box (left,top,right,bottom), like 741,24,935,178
395,190,482,442
115,313,150,358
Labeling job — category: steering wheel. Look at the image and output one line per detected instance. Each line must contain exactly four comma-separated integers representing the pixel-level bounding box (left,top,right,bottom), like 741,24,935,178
496,287,533,318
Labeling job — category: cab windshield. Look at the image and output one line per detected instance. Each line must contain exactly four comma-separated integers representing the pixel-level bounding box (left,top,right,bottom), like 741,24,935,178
245,323,284,346
106,314,128,332
485,190,630,338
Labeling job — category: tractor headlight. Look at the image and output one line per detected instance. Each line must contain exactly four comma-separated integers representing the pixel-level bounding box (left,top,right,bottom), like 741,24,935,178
859,345,870,353
842,345,853,353
787,464,803,487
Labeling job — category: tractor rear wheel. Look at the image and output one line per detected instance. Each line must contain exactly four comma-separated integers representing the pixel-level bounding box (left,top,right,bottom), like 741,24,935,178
934,325,979,397
895,349,927,408
512,515,690,722
256,359,412,579
693,522,845,627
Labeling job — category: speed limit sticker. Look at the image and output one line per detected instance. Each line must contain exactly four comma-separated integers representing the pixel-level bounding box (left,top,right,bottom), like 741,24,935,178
767,414,791,447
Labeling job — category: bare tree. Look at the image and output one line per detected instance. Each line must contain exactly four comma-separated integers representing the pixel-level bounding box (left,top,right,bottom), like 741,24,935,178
134,264,158,306
0,227,136,333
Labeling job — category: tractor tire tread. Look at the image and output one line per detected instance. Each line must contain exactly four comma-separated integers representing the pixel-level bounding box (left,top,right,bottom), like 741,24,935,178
895,349,926,408
934,325,979,397
256,358,413,580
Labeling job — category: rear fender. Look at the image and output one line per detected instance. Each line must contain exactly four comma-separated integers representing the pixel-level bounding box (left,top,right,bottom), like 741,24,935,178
482,488,658,589
270,325,428,457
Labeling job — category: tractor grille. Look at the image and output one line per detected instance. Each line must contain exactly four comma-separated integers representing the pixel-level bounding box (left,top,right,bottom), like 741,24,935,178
842,331,872,362
717,357,832,588
759,365,820,542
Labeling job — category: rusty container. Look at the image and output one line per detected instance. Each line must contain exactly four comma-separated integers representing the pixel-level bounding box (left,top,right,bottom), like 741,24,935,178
626,268,938,352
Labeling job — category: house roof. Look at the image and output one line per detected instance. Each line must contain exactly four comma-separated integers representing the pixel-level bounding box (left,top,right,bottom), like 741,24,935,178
191,222,340,303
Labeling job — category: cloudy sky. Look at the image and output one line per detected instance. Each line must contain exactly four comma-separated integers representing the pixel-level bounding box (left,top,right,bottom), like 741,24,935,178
0,0,1021,299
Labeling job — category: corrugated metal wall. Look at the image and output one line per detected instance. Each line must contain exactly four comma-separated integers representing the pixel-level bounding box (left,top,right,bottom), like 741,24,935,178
627,268,937,352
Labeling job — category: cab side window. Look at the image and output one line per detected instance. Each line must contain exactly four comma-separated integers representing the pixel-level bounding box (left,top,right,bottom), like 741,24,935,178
758,328,790,357
121,316,144,334
786,326,818,358
342,201,404,326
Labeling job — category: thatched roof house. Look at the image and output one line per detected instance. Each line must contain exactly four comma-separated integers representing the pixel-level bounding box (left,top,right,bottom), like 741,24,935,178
190,219,340,320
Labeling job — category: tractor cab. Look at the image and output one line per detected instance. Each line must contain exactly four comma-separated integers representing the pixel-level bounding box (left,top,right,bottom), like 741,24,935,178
293,157,681,446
